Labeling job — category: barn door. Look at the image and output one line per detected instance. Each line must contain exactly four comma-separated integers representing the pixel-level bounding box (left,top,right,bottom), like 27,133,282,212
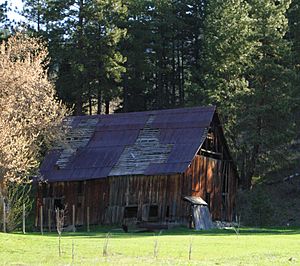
191,155,219,198
190,155,222,220
205,157,222,220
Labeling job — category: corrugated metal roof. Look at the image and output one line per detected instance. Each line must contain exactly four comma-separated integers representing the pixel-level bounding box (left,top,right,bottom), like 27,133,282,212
144,162,190,175
40,106,216,182
166,143,201,163
159,128,205,144
183,196,208,206
88,130,139,147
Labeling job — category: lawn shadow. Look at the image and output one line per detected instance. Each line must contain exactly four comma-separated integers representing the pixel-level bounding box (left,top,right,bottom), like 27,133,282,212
8,225,300,239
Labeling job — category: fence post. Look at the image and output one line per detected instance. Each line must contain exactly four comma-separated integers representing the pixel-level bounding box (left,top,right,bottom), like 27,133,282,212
48,209,51,232
40,205,43,235
87,206,90,232
3,200,6,233
22,203,26,234
72,204,75,232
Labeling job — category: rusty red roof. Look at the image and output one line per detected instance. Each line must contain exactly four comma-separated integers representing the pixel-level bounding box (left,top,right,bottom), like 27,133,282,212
40,106,216,182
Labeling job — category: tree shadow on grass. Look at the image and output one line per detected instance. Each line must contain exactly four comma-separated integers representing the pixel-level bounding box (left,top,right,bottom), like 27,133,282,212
9,226,300,239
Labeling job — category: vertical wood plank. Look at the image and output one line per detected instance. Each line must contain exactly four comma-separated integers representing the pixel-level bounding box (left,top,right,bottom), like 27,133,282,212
87,206,90,232
48,208,51,232
40,205,43,235
72,204,76,232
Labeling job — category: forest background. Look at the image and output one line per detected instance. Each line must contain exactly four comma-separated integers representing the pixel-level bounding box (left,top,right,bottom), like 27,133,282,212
0,0,299,192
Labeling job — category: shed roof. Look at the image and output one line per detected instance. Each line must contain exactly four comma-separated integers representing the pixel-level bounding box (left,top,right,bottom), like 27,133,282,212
40,106,216,182
183,196,208,206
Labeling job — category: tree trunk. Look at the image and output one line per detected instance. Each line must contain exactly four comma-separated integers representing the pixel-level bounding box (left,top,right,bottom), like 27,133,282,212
180,40,185,106
74,96,83,115
37,0,40,32
171,38,176,106
97,89,102,114
105,99,109,114
88,96,92,115
243,117,262,189
177,42,181,105
122,77,129,112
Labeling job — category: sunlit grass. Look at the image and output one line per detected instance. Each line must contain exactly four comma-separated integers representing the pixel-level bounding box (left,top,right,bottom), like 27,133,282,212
0,227,299,265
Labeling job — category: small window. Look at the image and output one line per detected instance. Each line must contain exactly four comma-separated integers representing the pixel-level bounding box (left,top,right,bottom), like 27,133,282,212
124,206,138,218
149,205,158,217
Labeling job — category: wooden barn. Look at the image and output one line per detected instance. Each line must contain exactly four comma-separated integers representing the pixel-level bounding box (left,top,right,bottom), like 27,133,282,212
37,106,239,228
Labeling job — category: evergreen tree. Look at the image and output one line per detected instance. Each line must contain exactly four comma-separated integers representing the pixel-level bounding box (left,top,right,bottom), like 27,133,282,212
196,0,255,175
0,1,9,39
0,1,7,23
199,0,255,128
120,0,151,112
21,0,127,115
122,0,207,111
196,0,296,188
288,0,300,69
238,0,296,187
22,0,47,31
288,0,300,125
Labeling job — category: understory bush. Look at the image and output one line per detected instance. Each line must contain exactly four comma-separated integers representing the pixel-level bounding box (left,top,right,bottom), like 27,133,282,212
0,181,32,232
237,186,275,226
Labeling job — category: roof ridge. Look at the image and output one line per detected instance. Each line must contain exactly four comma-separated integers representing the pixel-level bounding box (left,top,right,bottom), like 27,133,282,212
67,105,216,119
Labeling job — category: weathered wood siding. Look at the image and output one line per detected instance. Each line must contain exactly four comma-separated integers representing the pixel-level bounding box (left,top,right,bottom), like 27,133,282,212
106,174,191,224
185,154,238,221
37,179,108,227
37,174,192,226
37,153,238,227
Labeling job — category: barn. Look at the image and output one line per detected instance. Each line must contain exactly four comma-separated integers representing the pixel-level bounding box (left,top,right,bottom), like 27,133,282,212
37,106,239,228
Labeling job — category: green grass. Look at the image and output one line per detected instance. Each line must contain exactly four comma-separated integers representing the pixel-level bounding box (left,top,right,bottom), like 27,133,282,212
1,227,300,265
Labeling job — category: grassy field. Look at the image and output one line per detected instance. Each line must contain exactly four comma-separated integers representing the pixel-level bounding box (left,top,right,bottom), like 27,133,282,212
0,227,300,265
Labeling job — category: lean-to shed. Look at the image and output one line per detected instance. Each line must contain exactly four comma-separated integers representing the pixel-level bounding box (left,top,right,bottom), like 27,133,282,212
37,106,239,227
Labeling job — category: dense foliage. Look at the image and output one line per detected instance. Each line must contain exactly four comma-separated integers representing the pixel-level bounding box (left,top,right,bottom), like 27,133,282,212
1,0,299,187
0,1,9,39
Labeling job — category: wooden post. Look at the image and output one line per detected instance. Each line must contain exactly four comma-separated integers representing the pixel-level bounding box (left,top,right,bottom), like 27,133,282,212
3,200,6,233
48,209,51,232
72,204,75,232
22,203,26,234
87,206,90,232
40,205,43,235
72,240,75,263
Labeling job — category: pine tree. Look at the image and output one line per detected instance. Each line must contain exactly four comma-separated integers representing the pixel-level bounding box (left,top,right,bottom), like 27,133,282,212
0,1,7,24
122,0,207,111
288,0,300,69
200,0,255,149
21,0,127,115
197,0,296,188
288,0,300,126
22,0,47,32
238,0,296,188
0,1,9,40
